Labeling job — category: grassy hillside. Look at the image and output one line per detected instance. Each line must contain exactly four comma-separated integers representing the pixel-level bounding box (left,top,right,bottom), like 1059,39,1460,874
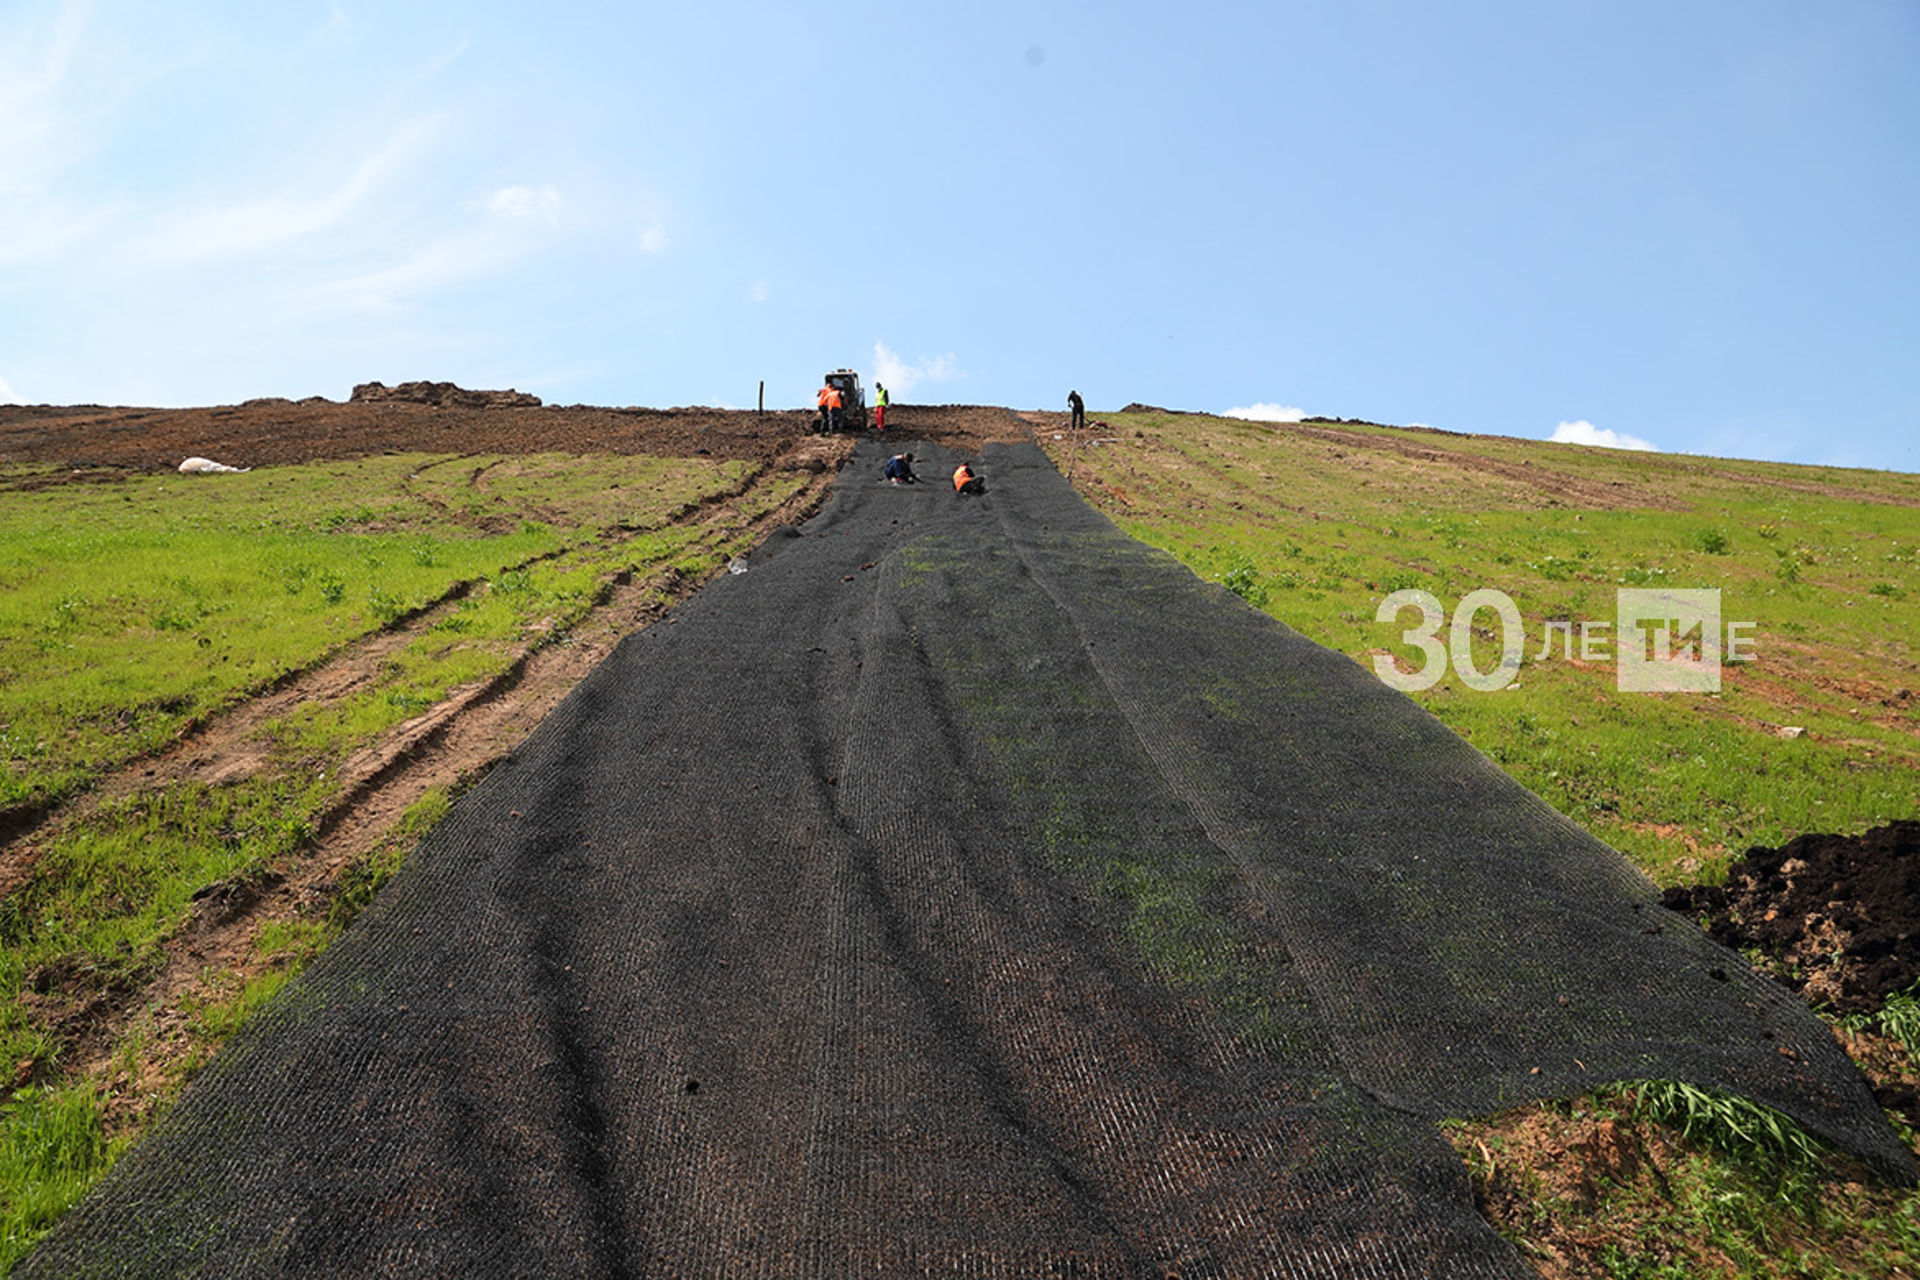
1038,411,1920,888
1040,410,1920,1277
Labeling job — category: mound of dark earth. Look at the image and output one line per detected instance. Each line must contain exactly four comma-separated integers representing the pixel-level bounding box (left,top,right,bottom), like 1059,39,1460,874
1664,820,1920,1015
349,380,543,409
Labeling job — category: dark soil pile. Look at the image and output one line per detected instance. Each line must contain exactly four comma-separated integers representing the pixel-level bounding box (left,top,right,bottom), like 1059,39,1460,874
1664,821,1920,1015
349,380,543,409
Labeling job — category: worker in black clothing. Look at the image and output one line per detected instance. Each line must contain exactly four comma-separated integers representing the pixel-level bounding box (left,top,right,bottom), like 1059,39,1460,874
1068,389,1085,434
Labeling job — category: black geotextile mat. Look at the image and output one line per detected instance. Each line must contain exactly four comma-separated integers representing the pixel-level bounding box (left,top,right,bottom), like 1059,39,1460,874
26,437,1910,1278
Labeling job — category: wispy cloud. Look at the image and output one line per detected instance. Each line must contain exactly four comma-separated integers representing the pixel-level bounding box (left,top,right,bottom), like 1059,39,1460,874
637,223,668,253
0,374,22,404
747,280,768,303
319,224,536,310
0,0,87,193
1551,419,1658,451
143,116,445,262
318,176,573,309
0,0,123,265
873,341,959,395
1223,402,1307,423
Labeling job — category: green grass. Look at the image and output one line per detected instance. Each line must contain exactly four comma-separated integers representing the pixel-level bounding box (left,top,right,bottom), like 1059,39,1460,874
0,775,332,1078
1840,981,1920,1057
329,786,455,933
0,452,756,815
1621,1080,1827,1177
0,1083,125,1272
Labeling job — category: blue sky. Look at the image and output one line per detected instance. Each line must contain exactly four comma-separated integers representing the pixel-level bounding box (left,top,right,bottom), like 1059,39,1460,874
3,1,1917,472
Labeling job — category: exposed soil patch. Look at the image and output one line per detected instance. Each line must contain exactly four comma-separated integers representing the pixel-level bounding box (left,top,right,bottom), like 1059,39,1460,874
1664,820,1920,1015
1447,1088,1920,1280
1275,420,1685,511
1700,466,1920,510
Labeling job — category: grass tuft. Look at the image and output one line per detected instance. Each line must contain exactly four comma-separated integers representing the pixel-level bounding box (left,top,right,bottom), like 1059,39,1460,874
1617,1079,1826,1179
0,1083,125,1272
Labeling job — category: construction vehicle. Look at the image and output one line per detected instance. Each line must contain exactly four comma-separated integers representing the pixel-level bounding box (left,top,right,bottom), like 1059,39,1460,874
821,369,867,431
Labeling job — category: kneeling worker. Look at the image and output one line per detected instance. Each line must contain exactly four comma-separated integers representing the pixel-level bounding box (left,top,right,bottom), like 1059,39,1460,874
884,452,918,484
952,462,985,496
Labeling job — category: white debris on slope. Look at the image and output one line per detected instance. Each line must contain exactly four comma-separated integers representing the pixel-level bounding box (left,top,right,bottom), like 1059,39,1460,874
178,457,250,474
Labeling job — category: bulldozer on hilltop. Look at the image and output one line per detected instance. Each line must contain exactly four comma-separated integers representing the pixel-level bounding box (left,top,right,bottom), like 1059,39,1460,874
820,369,867,432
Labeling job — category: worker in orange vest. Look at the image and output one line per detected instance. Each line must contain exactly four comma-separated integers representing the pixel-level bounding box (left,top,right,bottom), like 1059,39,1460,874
816,383,843,433
952,462,984,496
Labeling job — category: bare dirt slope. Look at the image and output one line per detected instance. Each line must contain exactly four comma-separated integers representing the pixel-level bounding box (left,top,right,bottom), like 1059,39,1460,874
0,397,1028,473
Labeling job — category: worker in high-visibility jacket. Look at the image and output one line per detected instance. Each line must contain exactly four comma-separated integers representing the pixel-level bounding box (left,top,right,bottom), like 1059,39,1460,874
817,384,843,433
952,462,984,496
873,382,889,432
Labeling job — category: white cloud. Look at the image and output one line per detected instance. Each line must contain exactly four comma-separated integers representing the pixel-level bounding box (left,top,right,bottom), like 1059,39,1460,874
637,223,668,253
1223,402,1308,423
873,341,959,395
485,183,563,225
747,280,767,303
1551,419,1658,452
0,374,21,404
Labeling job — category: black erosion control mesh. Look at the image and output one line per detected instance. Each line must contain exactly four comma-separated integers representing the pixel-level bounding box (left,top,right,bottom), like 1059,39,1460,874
26,437,1910,1278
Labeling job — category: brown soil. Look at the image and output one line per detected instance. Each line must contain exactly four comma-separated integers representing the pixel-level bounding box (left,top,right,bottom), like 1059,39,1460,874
1447,1081,1920,1280
1663,821,1920,1016
1277,420,1684,511
0,396,1028,473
